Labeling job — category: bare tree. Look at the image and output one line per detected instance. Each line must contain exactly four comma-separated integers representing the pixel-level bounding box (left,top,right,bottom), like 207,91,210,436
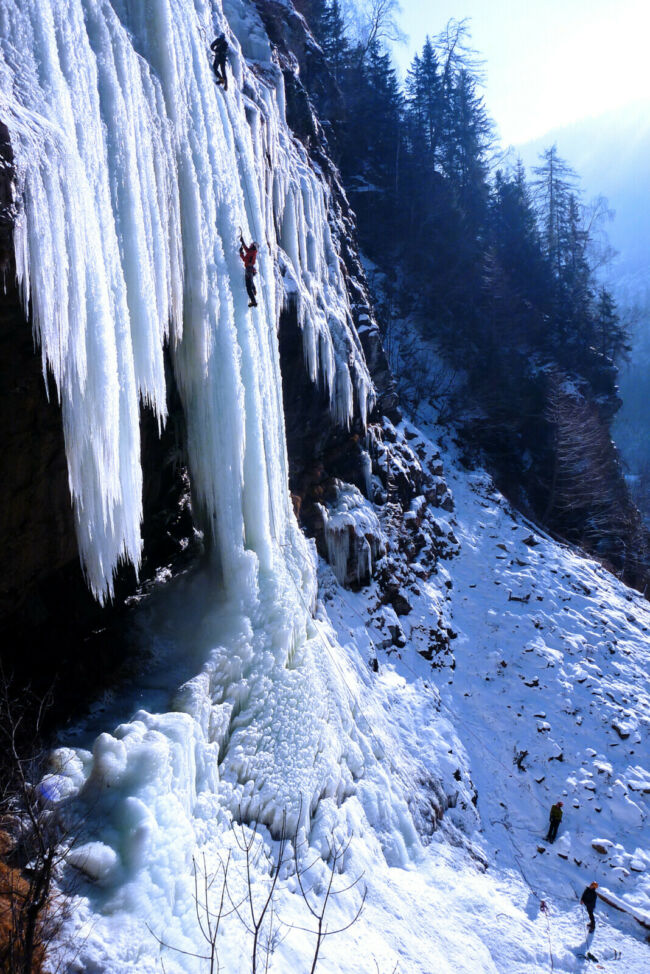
288,833,366,974
148,852,243,974
345,0,406,64
582,194,616,273
227,813,291,974
148,808,367,973
0,674,70,974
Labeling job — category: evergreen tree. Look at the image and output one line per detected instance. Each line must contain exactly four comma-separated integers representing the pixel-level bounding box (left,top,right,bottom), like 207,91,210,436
532,145,577,277
317,1,349,81
405,39,442,168
595,287,629,362
490,162,550,309
336,38,404,263
444,68,491,221
293,11,642,585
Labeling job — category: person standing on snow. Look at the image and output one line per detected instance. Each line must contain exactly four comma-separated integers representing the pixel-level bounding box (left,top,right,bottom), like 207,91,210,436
580,881,598,932
546,801,563,842
211,33,229,90
239,236,258,307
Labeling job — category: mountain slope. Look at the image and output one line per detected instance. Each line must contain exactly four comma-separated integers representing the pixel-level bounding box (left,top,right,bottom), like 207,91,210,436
322,413,650,972
46,411,650,973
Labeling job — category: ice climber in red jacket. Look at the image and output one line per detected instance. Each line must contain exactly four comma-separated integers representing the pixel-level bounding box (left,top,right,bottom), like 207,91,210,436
239,236,258,307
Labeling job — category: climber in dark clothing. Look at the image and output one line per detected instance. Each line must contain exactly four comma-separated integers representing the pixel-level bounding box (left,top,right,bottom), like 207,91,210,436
580,882,598,932
211,33,229,90
239,236,258,307
546,801,563,842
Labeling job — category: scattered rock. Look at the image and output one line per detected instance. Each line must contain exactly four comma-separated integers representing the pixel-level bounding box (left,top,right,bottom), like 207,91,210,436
514,748,528,772
612,720,632,740
592,839,613,855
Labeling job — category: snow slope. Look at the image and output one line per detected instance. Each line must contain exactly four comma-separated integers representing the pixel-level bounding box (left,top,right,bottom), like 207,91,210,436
320,414,650,973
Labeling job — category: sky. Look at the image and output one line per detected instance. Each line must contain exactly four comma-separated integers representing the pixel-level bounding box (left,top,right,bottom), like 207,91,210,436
390,0,650,146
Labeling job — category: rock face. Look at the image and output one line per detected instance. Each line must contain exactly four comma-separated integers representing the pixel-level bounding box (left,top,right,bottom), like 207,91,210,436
255,0,404,580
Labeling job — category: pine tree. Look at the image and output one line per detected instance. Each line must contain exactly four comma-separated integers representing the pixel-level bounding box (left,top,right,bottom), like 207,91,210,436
317,1,349,81
444,68,491,221
595,287,629,362
491,164,547,294
406,39,443,168
532,145,577,277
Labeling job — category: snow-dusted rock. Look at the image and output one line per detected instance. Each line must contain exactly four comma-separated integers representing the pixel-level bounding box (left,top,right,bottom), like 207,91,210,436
592,837,614,854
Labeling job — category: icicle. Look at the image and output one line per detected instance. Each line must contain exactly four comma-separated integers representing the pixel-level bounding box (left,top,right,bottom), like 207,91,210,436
318,484,384,585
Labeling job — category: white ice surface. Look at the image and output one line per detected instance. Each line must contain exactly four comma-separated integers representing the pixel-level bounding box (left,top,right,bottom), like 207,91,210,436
318,482,383,585
0,0,372,600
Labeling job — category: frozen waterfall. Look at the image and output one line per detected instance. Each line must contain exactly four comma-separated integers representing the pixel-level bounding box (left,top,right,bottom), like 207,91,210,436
0,1,420,971
0,0,374,601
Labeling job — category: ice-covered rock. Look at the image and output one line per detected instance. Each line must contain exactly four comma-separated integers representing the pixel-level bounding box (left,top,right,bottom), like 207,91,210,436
66,842,120,884
317,480,385,586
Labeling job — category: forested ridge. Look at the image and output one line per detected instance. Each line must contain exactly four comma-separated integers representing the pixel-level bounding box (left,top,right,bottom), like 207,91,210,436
295,0,649,589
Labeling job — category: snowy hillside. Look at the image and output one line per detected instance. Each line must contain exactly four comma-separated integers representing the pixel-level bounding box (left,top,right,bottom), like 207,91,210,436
323,414,650,972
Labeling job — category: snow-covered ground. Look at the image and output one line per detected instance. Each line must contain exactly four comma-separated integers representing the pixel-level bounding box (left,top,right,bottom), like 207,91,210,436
319,413,650,973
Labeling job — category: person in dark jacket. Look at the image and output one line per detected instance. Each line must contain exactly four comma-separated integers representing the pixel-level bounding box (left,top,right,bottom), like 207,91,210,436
239,236,258,307
580,881,598,932
211,33,229,90
546,801,563,842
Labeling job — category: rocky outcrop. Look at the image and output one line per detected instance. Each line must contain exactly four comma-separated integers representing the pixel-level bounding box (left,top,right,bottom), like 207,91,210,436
256,0,403,584
370,421,459,667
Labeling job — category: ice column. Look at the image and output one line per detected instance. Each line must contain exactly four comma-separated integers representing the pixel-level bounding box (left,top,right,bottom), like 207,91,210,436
0,0,375,602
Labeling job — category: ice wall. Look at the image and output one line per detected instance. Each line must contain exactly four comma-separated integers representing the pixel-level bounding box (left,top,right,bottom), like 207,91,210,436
0,0,373,602
319,482,384,586
0,2,412,969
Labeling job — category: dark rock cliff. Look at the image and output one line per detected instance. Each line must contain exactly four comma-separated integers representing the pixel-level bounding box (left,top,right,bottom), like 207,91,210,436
253,0,402,576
